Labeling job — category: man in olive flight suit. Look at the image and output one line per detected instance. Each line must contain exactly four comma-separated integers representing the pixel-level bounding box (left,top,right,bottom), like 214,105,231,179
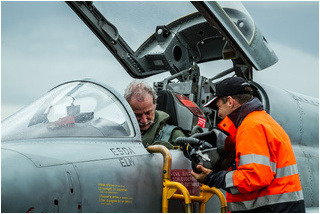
124,81,185,149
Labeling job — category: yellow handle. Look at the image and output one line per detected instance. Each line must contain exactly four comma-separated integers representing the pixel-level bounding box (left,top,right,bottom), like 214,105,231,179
146,145,172,180
147,145,227,213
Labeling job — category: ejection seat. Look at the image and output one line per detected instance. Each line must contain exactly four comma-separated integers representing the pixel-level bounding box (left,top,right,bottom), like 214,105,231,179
156,90,179,126
156,89,206,135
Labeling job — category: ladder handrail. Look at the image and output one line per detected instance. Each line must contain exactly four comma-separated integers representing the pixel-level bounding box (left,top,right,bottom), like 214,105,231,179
147,145,172,180
147,145,227,213
147,145,192,212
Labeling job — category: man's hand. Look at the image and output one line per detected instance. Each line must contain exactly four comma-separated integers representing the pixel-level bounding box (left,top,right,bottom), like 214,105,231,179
190,164,212,183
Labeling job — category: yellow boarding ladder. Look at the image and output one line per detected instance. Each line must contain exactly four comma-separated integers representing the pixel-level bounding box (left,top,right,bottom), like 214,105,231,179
147,145,227,213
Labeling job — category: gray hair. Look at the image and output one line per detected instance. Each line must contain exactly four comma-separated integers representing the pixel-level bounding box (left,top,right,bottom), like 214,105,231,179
124,81,157,104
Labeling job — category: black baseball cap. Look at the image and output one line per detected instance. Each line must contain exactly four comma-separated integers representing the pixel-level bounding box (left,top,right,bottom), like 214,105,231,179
204,77,251,109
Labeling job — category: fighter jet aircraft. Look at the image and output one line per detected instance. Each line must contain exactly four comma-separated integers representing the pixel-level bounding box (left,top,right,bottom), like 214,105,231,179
2,1,318,213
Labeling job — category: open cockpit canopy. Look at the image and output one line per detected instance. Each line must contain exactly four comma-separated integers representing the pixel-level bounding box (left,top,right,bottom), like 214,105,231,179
67,1,278,79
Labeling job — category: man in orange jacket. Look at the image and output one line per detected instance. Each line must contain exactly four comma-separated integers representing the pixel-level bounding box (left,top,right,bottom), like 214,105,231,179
191,77,305,212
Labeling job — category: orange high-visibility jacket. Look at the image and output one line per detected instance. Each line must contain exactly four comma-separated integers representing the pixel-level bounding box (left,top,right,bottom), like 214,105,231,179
218,98,304,212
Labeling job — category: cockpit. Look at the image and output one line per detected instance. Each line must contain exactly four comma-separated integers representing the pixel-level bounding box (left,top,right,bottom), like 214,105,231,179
2,80,135,141
3,1,277,142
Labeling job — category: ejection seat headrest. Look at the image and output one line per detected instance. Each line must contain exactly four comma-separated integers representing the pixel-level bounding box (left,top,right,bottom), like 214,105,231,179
156,90,178,126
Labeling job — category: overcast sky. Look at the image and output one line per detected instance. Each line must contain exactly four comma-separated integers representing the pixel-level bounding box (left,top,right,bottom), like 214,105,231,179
1,1,319,120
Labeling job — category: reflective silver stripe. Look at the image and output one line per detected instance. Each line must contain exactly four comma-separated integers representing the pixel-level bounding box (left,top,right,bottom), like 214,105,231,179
230,186,240,194
276,164,299,178
239,154,277,173
239,154,299,178
225,171,234,187
228,190,304,212
225,171,241,194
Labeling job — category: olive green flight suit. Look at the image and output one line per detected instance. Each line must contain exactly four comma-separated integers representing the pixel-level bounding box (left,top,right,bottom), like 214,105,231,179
142,110,185,149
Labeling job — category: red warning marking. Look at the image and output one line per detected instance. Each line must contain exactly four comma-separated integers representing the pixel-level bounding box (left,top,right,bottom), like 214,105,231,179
175,94,205,118
171,169,200,196
197,117,206,128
